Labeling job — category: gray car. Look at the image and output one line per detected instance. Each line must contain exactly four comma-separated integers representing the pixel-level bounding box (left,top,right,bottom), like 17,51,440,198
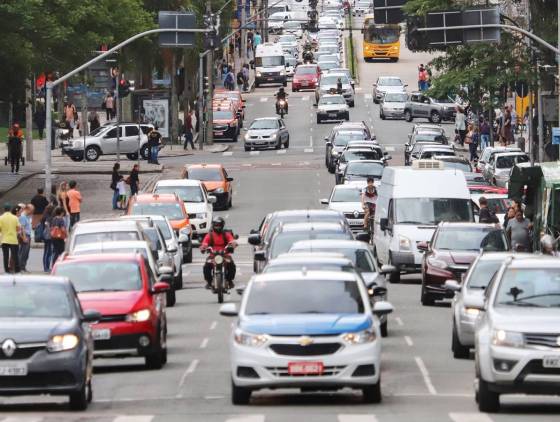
403,92,457,123
0,276,99,410
380,92,408,119
315,74,355,107
243,117,289,151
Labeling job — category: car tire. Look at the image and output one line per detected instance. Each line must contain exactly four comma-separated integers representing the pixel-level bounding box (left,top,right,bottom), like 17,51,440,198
255,82,260,88
145,332,165,370
69,380,91,411
345,113,350,121
373,97,379,104
452,321,470,359
174,267,183,290
244,145,250,151
317,116,322,124
292,88,297,92
85,145,101,162
285,137,290,148
231,379,252,405
404,110,413,122
421,285,435,306
390,57,399,62
380,320,388,337
140,144,149,160
70,155,83,162
362,378,382,403
388,255,400,283
430,111,442,124
233,133,238,143
126,153,138,160
380,112,386,120
184,247,193,264
275,138,281,149
478,378,500,413
328,164,335,174
166,286,176,307
283,80,287,87
349,101,355,108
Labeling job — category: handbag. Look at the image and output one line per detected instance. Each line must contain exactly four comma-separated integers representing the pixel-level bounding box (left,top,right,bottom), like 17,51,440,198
50,224,67,240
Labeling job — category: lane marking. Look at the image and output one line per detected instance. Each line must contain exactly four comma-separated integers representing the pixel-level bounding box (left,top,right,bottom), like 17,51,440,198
225,416,265,422
404,336,414,346
259,97,268,102
364,93,373,100
338,416,379,422
449,413,494,422
304,148,314,153
249,151,260,156
210,321,217,330
277,149,287,154
415,356,437,395
385,146,396,152
223,151,233,156
302,96,309,101
395,316,404,326
178,359,199,391
309,135,313,148
200,337,209,349
310,127,313,132
271,162,282,166
113,417,154,422
1,418,43,422
242,163,252,167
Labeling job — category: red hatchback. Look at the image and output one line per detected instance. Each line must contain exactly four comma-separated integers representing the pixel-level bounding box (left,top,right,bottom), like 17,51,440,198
292,64,320,92
52,254,170,369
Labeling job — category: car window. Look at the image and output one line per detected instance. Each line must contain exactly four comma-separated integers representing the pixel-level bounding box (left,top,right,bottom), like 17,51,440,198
153,220,173,239
0,283,72,318
467,259,504,290
250,119,279,130
154,185,204,203
125,126,140,137
331,187,361,202
434,227,507,251
74,231,140,247
187,167,223,181
495,268,560,308
271,231,350,258
105,127,122,138
54,261,143,292
131,202,185,220
264,263,355,273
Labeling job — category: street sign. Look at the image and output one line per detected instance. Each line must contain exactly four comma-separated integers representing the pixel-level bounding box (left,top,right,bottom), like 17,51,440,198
158,12,196,47
373,0,407,25
552,127,560,145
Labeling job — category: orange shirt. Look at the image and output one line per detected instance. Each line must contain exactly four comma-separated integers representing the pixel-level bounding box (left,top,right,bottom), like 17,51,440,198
67,188,82,213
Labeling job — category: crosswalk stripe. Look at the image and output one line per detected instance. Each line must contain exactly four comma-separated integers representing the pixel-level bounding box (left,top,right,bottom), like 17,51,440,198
259,97,268,102
249,151,260,156
304,148,314,153
223,151,233,156
113,417,154,422
224,416,265,422
277,149,287,154
449,413,494,422
364,93,373,100
384,146,395,152
302,96,309,101
1,418,43,422
338,416,379,422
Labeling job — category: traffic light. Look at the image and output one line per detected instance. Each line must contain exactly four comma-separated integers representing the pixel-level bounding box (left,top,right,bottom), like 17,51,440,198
203,76,210,96
118,79,131,97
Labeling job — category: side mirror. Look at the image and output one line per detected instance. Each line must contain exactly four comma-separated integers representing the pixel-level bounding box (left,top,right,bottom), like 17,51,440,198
235,284,246,295
320,198,329,205
220,303,238,317
178,234,189,243
254,250,266,262
379,218,389,232
404,142,410,147
444,279,461,292
383,155,392,161
404,84,408,87
355,232,370,243
417,241,429,252
151,281,170,294
82,309,101,323
372,83,377,87
379,265,397,275
227,177,234,182
368,286,387,297
248,233,262,245
208,195,217,204
372,301,394,316
158,265,173,275
463,295,485,312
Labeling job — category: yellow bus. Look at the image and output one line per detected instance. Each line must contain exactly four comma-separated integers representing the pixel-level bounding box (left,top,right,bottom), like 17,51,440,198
362,22,401,62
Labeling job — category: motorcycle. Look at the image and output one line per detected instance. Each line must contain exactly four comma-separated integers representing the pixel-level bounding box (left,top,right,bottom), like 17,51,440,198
276,98,288,118
205,244,235,304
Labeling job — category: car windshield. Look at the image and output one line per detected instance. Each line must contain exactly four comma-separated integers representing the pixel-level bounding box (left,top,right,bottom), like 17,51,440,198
296,67,317,75
384,93,408,102
245,279,365,314
255,56,285,67
213,110,234,120
333,131,367,146
54,261,143,292
131,203,184,220
293,248,374,272
395,198,473,225
319,96,345,105
424,150,454,158
271,231,349,258
496,155,529,168
495,268,560,308
342,150,381,161
319,61,338,70
467,259,504,290
188,168,223,181
486,198,513,214
89,126,108,137
250,119,279,129
284,21,301,29
441,160,471,172
318,55,339,64
346,162,384,177
73,247,149,260
331,188,361,202
0,284,72,318
154,186,204,203
414,133,446,143
74,231,139,248
321,75,349,85
435,227,507,251
364,27,400,44
378,77,403,86
264,263,355,273
278,35,296,43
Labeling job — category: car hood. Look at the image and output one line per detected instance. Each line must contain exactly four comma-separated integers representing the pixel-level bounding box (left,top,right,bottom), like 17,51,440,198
203,181,226,192
0,318,76,343
328,201,362,213
378,85,405,93
239,313,372,335
383,101,406,108
492,307,560,333
247,129,279,137
394,224,436,243
320,83,351,91
318,104,347,112
436,250,479,266
78,290,145,315
184,202,206,214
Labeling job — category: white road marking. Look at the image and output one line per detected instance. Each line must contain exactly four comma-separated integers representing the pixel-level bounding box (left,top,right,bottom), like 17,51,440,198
355,86,363,91
395,316,404,326
249,151,260,156
364,93,373,100
259,97,268,102
242,163,252,167
415,356,437,395
178,359,199,391
338,416,379,422
113,417,154,422
300,161,310,166
302,95,309,101
385,146,395,152
404,336,414,346
304,148,314,153
449,413,494,422
309,135,313,147
271,162,282,166
223,151,233,156
225,416,265,422
210,321,217,330
277,149,287,154
310,126,313,132
200,337,209,349
1,418,43,422
204,394,225,400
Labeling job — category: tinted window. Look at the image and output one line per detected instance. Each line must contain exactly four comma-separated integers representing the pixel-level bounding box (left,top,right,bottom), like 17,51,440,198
434,228,507,252
72,247,149,260
346,162,384,178
264,263,355,273
271,231,350,258
245,280,365,314
342,150,381,161
319,96,346,105
125,126,140,137
187,168,223,181
131,203,184,220
213,111,234,120
74,231,139,247
384,93,408,102
0,284,72,318
333,131,367,146
250,119,279,129
495,268,560,308
295,67,318,75
331,187,361,202
153,220,172,239
467,259,503,290
54,261,143,292
441,160,472,172
395,198,473,225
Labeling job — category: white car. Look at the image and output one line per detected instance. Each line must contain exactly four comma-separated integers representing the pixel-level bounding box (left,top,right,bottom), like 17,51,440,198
153,179,215,238
380,92,408,120
282,20,303,38
316,94,350,123
284,56,297,78
372,76,407,104
321,184,364,232
277,34,297,50
220,270,393,404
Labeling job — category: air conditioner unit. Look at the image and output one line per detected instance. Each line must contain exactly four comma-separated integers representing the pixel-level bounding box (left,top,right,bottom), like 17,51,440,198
412,159,444,170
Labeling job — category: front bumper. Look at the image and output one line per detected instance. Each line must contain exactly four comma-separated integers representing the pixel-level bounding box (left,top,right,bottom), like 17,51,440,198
213,125,238,141
318,110,348,121
61,147,84,159
423,266,458,299
91,320,158,358
293,80,317,90
381,108,405,118
390,249,422,273
245,137,279,149
256,74,286,84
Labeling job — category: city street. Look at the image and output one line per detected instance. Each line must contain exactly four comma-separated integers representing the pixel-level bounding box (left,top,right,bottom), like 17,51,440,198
1,21,560,422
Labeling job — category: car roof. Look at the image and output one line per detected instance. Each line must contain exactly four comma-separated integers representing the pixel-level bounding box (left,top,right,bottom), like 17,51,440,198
438,222,502,229
280,222,345,232
252,270,358,283
72,240,150,252
343,148,376,153
436,156,469,162
187,163,223,169
271,209,343,218
155,179,203,187
0,275,72,286
478,252,532,261
346,159,384,165
507,256,560,269
73,219,141,233
133,193,180,203
494,151,528,158
291,239,370,250
269,254,353,265
58,253,143,264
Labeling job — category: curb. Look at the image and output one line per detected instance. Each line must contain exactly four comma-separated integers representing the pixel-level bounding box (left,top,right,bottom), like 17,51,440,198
0,171,41,198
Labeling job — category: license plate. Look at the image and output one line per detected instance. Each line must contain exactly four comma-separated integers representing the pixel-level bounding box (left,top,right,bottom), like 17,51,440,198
213,131,223,136
301,81,309,86
348,219,362,225
267,77,274,81
328,113,338,118
543,356,560,368
0,364,28,376
288,361,324,375
92,329,111,340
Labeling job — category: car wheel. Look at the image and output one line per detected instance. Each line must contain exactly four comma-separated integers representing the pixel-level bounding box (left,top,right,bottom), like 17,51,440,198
228,194,233,209
404,110,413,122
380,320,388,338
85,146,100,162
421,285,435,306
345,112,350,121
255,82,260,88
232,133,238,143
349,101,355,108
126,153,138,160
283,80,287,87
69,380,90,411
362,378,382,403
292,88,296,92
478,378,500,412
184,246,193,264
145,332,165,370
140,144,149,160
244,145,250,151
373,97,379,104
174,267,183,290
317,116,322,124
390,57,399,62
231,378,252,405
452,321,470,359
275,138,281,149
166,286,176,307
380,112,386,120
70,155,83,162
285,137,290,148
430,111,442,124
388,255,400,283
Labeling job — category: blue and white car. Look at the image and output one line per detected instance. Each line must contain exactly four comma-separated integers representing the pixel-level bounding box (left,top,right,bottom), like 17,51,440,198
220,270,393,404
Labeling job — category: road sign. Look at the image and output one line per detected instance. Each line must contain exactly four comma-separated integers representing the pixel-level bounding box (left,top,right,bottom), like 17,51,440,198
552,127,560,145
158,12,196,47
373,0,407,25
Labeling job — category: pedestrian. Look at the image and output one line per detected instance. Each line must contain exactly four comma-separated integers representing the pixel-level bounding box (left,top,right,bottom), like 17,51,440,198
464,123,479,162
34,102,46,139
111,163,121,210
63,102,77,138
67,180,82,228
478,196,499,224
7,122,23,174
499,105,513,145
506,209,532,252
0,203,21,274
242,64,250,92
236,69,244,92
455,107,466,146
30,188,49,229
104,92,115,121
511,105,517,134
479,116,490,151
88,110,101,132
418,64,428,91
57,181,70,228
147,126,162,164
116,175,128,210
50,207,67,264
183,110,195,150
18,204,33,272
41,205,54,272
224,69,235,91
129,164,140,196
254,31,262,49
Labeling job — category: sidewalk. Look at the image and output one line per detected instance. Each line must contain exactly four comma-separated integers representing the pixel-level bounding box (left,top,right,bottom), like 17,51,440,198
216,48,256,92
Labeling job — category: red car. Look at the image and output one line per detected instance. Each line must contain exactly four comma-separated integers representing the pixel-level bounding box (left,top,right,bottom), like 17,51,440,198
292,64,321,92
52,254,170,369
468,185,508,195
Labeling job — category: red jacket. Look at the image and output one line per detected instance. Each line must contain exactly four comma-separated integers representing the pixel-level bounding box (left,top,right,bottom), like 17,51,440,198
201,230,235,252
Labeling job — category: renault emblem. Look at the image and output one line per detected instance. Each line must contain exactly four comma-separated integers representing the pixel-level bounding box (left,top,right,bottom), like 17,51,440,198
1,339,16,358
298,336,314,346
353,211,359,218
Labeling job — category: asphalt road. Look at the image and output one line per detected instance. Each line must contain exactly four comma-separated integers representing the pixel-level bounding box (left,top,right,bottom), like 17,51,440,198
3,24,560,422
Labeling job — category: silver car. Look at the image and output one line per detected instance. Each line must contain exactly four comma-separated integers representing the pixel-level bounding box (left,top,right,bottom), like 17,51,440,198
372,76,407,104
471,256,560,412
316,94,349,123
315,74,355,107
380,92,408,119
243,117,289,151
484,151,529,187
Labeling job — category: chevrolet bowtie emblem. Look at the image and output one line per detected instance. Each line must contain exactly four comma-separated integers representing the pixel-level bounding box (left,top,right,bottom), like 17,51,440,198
298,336,314,346
1,339,17,358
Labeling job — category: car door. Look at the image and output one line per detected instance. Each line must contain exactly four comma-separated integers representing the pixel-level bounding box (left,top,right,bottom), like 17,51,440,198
223,168,233,198
279,119,288,142
409,94,422,116
123,125,142,154
484,155,496,181
416,95,431,117
100,126,122,154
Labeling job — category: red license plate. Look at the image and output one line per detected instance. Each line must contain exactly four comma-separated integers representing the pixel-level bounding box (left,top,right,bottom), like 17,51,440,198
288,361,324,375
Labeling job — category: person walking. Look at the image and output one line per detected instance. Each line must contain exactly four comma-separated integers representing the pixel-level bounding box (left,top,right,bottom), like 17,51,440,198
224,69,235,91
242,64,250,92
116,175,128,210
499,105,513,146
7,122,23,174
67,180,82,228
147,126,162,165
34,103,46,139
41,205,54,272
0,203,21,274
88,110,101,132
104,92,115,121
64,102,77,138
183,110,195,150
129,164,140,196
254,31,262,49
464,123,479,162
18,204,33,272
418,64,428,91
479,116,490,151
455,107,466,146
50,207,67,264
506,209,532,252
111,163,121,210
57,181,70,228
30,188,49,229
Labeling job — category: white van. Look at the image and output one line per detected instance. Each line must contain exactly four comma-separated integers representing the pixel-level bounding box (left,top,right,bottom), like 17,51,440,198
255,43,287,87
373,161,475,283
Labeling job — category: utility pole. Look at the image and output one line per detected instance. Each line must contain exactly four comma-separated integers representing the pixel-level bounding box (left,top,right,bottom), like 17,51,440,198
538,77,545,163
241,0,247,63
115,69,121,163
25,78,33,161
206,3,214,146
264,0,269,42
557,0,560,129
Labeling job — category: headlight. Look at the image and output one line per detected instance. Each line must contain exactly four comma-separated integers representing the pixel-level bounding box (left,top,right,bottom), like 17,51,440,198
126,309,151,322
398,235,411,251
280,69,286,76
47,334,79,352
331,150,340,157
195,213,206,219
492,329,524,348
462,307,480,317
213,188,225,194
73,141,84,149
256,71,262,77
214,254,224,265
234,328,269,347
342,329,376,345
427,257,448,270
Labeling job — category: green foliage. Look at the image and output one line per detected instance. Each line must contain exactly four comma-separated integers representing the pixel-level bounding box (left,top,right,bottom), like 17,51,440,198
403,0,454,16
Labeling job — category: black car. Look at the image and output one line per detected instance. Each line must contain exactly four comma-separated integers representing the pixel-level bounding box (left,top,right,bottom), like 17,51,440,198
0,276,99,410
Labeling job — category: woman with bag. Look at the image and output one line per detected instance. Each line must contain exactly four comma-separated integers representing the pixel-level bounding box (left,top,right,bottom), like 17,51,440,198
50,207,67,264
41,205,54,272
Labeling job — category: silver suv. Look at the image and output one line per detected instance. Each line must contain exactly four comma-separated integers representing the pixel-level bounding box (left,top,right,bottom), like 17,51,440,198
61,123,155,162
403,92,457,124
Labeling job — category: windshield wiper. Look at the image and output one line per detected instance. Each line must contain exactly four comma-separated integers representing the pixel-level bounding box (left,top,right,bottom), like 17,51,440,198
501,301,544,307
398,221,425,224
80,288,125,292
249,312,270,315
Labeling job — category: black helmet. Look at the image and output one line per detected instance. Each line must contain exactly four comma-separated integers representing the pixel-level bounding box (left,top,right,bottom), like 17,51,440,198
212,217,225,232
279,87,285,93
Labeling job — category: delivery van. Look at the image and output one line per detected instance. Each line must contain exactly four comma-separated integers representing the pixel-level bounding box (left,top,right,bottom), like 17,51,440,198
255,43,287,87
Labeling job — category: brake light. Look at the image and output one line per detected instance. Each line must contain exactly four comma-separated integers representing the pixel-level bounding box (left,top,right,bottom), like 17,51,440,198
475,167,481,173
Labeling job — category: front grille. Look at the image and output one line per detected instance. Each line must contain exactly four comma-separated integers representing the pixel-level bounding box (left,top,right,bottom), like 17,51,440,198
263,72,280,77
0,345,44,360
0,371,75,389
269,343,342,356
266,365,346,377
344,212,365,219
214,125,228,131
94,333,148,351
188,213,197,219
525,333,560,349
99,314,127,323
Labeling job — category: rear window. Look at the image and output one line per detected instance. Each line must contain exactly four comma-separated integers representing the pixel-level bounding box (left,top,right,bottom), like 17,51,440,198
74,231,139,248
0,284,72,318
296,67,318,75
131,203,185,220
54,261,143,292
271,231,349,258
187,168,223,182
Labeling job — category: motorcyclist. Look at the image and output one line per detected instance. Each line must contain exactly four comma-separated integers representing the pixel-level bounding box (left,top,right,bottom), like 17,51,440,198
274,87,289,114
200,217,237,289
303,48,314,63
540,234,559,256
361,177,377,230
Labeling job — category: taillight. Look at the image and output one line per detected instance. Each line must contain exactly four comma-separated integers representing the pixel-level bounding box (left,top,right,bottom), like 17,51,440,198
475,167,481,173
